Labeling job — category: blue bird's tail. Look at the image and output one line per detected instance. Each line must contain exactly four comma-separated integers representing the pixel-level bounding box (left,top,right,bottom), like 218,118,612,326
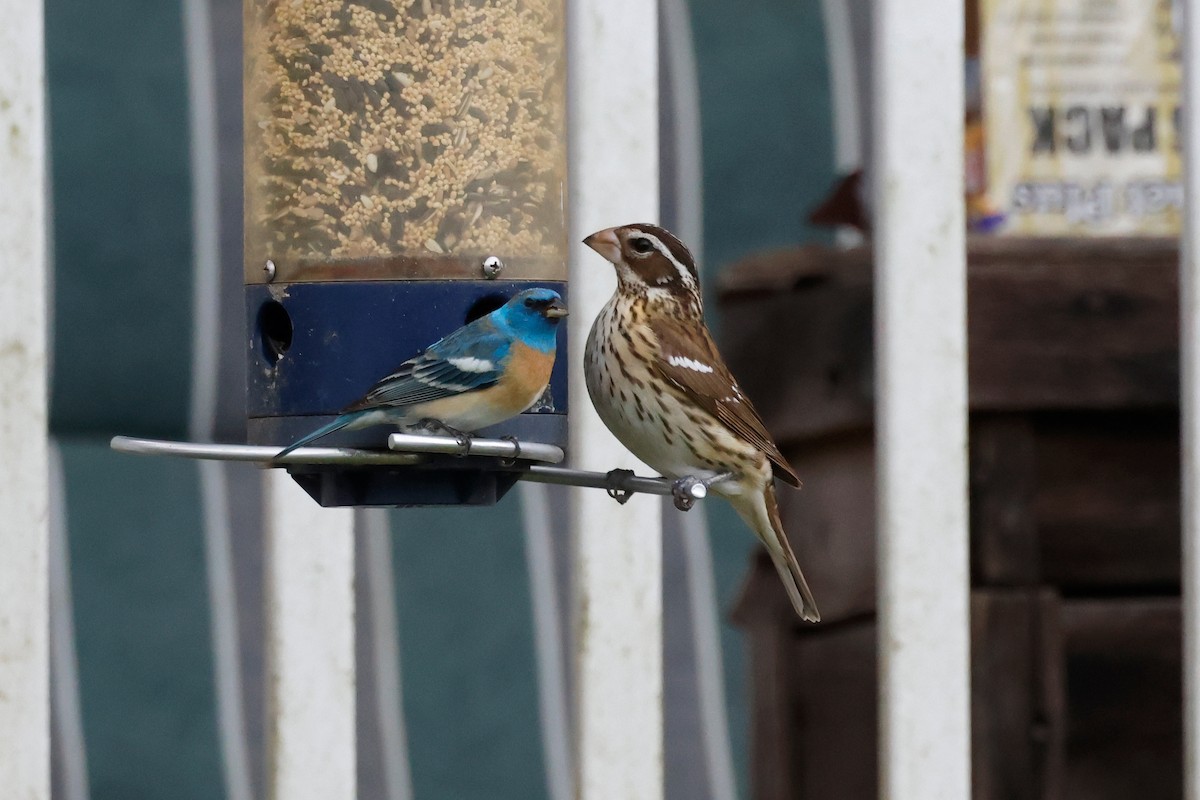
273,411,369,461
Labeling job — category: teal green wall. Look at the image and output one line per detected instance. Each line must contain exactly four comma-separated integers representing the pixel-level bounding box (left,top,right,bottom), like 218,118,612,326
47,2,220,796
47,0,195,438
62,442,223,800
391,500,550,800
690,0,835,273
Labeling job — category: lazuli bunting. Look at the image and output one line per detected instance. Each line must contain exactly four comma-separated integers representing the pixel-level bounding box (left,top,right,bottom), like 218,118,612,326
275,287,567,459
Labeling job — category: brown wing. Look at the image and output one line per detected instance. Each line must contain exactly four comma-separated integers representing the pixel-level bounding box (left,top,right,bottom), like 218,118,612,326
648,318,801,487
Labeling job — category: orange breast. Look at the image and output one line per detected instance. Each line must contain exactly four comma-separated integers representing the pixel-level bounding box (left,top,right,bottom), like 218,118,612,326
494,341,556,414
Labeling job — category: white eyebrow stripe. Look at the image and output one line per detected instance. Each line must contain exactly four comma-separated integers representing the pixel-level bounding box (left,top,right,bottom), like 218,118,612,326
447,356,495,373
667,355,714,373
639,232,696,286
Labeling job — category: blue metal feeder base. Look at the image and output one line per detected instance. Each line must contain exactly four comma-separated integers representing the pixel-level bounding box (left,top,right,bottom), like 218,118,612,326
285,460,523,507
249,412,565,506
246,279,568,507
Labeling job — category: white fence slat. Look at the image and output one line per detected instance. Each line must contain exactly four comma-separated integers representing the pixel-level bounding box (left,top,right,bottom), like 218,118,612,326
873,1,972,798
1180,2,1200,795
264,472,356,800
567,0,663,796
0,0,50,794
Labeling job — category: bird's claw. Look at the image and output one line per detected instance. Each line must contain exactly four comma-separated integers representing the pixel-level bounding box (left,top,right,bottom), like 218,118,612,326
451,431,473,456
671,476,700,511
498,435,522,466
671,472,733,512
417,418,466,437
604,468,636,505
416,418,473,455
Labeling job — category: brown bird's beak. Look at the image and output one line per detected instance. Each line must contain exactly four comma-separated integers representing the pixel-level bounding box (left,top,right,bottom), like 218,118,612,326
583,228,621,263
543,298,569,319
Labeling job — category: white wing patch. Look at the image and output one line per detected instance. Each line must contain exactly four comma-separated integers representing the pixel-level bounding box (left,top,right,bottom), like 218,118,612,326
447,356,495,373
423,377,474,391
667,355,714,374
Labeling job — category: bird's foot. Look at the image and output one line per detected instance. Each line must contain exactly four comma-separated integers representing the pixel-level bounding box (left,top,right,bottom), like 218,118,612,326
671,476,700,511
416,417,460,436
604,468,636,505
498,435,522,466
416,418,473,455
450,431,474,456
670,472,733,512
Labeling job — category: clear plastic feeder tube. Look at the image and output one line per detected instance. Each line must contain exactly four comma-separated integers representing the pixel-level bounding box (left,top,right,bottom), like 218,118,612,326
244,0,567,281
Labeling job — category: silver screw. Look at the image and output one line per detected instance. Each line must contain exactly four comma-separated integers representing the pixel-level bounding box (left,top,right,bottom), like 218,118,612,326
264,260,277,282
481,256,504,279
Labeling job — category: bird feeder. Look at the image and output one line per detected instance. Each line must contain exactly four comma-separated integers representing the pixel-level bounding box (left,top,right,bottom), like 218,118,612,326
111,0,704,511
243,0,568,506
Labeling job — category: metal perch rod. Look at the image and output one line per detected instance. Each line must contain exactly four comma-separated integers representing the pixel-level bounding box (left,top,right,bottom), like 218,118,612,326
516,465,681,497
108,434,702,503
110,436,426,466
386,432,565,463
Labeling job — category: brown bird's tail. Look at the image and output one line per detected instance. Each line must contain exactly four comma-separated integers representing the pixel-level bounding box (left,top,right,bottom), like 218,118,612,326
731,482,820,622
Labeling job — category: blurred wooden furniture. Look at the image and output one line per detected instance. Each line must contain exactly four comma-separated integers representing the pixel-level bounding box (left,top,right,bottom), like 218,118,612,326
719,238,1183,800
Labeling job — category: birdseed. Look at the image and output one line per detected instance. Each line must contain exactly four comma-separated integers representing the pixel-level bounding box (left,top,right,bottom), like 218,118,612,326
245,0,566,265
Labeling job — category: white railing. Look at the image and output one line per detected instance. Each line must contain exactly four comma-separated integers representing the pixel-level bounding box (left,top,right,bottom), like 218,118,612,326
873,1,972,798
0,0,50,796
262,474,357,800
567,0,664,798
1181,2,1200,797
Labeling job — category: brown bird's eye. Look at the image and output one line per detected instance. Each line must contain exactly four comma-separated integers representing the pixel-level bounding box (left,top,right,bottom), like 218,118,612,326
630,237,654,254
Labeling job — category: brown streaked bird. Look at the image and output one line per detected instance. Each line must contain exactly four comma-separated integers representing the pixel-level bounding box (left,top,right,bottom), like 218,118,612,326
582,223,819,622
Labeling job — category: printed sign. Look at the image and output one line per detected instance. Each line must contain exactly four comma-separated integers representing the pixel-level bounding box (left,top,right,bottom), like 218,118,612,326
981,0,1182,235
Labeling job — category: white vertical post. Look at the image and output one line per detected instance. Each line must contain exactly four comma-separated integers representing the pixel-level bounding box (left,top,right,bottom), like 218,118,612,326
0,0,50,795
264,472,356,800
821,0,862,177
873,1,971,798
1181,2,1200,796
567,0,662,797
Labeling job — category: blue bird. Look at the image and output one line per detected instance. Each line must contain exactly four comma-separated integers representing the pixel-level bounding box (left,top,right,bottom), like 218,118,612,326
274,288,567,459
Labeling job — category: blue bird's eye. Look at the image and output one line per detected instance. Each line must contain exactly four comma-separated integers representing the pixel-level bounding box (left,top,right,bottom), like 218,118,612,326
524,297,536,307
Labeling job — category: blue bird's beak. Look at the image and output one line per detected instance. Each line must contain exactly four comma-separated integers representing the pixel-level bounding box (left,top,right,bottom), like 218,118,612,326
543,298,568,319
